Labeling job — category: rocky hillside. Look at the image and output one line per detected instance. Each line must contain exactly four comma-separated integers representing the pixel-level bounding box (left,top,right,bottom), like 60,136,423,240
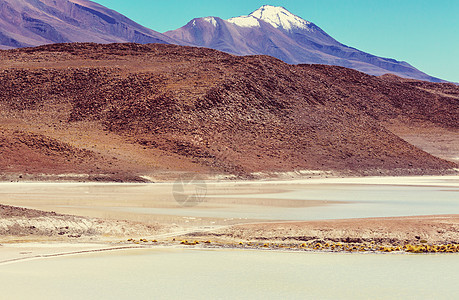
0,43,457,181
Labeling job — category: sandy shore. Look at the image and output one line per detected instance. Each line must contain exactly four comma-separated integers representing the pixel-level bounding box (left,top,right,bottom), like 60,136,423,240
174,215,459,251
0,243,143,265
1,206,458,262
2,213,458,265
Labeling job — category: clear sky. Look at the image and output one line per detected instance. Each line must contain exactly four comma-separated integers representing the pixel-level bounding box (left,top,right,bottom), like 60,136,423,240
95,0,459,82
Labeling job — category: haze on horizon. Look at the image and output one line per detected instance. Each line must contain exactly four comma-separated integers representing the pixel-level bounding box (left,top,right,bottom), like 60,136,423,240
95,0,459,83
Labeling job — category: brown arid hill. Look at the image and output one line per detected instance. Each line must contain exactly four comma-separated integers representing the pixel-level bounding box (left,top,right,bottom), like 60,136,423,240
0,43,457,181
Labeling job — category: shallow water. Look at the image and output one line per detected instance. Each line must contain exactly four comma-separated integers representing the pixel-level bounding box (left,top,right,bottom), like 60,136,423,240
0,249,458,299
1,178,458,299
0,176,458,223
109,183,459,221
205,183,459,220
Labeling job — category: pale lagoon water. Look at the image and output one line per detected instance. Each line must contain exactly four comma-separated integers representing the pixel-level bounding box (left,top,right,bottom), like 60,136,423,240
1,177,459,299
0,248,458,299
0,176,458,224
111,183,459,221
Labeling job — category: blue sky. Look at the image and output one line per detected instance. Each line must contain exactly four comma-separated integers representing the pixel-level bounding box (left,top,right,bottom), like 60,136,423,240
95,0,459,82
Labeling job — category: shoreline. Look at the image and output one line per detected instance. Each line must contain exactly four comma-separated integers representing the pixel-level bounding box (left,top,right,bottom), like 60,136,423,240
1,175,458,263
2,234,458,267
2,214,458,266
0,173,457,185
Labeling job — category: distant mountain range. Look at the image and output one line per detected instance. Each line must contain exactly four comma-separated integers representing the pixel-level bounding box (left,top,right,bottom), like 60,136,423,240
165,5,442,82
0,0,175,48
0,1,444,82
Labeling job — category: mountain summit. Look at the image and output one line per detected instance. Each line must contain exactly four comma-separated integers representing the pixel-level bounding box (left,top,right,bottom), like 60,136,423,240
229,5,313,31
166,5,442,82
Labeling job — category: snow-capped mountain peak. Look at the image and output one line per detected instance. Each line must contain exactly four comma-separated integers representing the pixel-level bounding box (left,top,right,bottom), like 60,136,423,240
248,5,312,31
227,15,260,28
203,17,218,27
164,5,442,82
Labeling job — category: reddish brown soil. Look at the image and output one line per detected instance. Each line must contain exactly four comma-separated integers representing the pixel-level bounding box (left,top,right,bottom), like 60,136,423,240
386,121,459,164
0,204,61,218
0,43,457,181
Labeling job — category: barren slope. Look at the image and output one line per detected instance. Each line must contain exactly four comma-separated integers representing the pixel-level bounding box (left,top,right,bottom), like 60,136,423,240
0,43,457,181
